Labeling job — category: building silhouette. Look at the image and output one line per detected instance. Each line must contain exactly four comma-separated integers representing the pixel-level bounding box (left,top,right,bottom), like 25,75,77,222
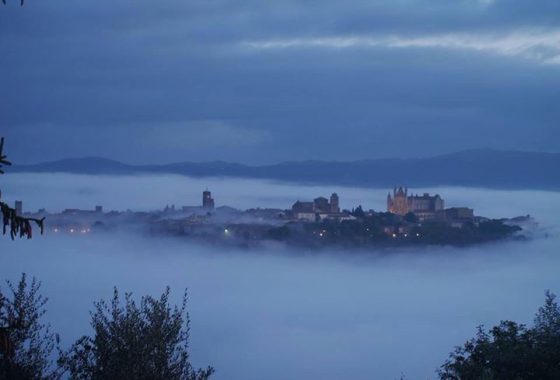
330,193,340,213
312,197,330,213
202,189,215,210
387,186,444,221
387,187,407,215
15,200,22,216
291,192,350,222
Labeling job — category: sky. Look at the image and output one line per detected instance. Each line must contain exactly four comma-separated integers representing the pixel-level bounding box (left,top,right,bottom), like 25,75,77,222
1,0,559,164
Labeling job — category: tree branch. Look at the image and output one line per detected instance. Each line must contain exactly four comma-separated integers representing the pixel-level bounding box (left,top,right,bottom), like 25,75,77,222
0,138,12,175
1,0,25,6
0,202,44,239
0,137,45,239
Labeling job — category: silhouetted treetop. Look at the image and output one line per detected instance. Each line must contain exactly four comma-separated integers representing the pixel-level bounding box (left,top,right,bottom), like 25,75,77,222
439,290,560,380
60,287,214,380
1,0,24,6
0,137,45,239
0,274,61,380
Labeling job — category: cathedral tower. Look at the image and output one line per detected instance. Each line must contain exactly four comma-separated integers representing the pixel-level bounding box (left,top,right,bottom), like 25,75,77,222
387,186,410,215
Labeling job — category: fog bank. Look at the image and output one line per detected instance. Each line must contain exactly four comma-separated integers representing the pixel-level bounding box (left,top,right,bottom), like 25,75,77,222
2,173,559,222
1,174,559,379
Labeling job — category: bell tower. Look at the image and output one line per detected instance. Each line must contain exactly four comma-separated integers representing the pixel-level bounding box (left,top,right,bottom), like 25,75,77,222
202,189,215,210
330,193,340,213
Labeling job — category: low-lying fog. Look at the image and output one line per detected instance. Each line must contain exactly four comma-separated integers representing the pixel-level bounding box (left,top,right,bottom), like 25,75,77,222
1,173,559,379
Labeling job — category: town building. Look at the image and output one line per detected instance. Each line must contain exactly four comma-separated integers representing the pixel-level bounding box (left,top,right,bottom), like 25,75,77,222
330,193,340,213
202,189,215,210
387,186,444,221
291,200,316,221
443,207,474,221
291,193,351,221
313,197,330,213
439,207,475,228
14,200,22,216
62,206,103,216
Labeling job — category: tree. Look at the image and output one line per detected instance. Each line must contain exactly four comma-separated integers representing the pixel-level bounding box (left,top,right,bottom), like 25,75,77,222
0,277,213,380
534,290,560,335
0,274,61,380
60,287,214,380
532,290,560,379
0,137,45,239
351,205,365,218
439,291,560,380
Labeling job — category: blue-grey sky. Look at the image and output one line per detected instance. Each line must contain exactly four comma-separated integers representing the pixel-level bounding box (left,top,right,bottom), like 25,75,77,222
1,0,559,164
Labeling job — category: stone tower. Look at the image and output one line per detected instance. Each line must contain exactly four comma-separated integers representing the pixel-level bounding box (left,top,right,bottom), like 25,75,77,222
202,189,215,210
330,193,340,213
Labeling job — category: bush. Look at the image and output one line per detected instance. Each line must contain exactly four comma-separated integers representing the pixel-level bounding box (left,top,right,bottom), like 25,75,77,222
439,291,560,380
0,274,60,380
60,287,213,380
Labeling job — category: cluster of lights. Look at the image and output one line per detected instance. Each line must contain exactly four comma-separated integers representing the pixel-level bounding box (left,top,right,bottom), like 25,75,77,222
53,227,91,234
391,232,421,238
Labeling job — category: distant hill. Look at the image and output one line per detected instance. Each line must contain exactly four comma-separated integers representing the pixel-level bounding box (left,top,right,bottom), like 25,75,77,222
10,149,560,190
12,157,134,174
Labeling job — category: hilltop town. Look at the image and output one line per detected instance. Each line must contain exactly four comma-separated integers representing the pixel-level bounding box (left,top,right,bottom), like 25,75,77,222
12,186,532,248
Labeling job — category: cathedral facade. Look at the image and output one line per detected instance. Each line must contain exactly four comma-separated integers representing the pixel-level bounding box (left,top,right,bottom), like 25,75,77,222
387,186,444,221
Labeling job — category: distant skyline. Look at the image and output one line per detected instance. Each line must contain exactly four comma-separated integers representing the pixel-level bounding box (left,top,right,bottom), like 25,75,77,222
1,0,559,164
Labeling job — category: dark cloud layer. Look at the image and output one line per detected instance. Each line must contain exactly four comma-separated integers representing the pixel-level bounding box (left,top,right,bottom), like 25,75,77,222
1,0,559,163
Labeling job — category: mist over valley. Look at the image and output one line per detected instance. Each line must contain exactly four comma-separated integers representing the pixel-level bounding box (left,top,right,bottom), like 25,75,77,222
1,173,558,379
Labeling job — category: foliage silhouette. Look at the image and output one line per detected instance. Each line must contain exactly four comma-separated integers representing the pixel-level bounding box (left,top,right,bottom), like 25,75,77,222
439,291,560,380
60,287,214,380
1,0,24,6
0,274,61,380
0,138,45,239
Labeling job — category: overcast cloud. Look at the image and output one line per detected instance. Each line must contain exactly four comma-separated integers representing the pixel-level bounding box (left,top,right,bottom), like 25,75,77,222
1,0,559,164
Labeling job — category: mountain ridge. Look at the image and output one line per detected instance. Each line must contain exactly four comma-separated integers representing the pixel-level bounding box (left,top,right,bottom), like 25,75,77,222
9,149,560,190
